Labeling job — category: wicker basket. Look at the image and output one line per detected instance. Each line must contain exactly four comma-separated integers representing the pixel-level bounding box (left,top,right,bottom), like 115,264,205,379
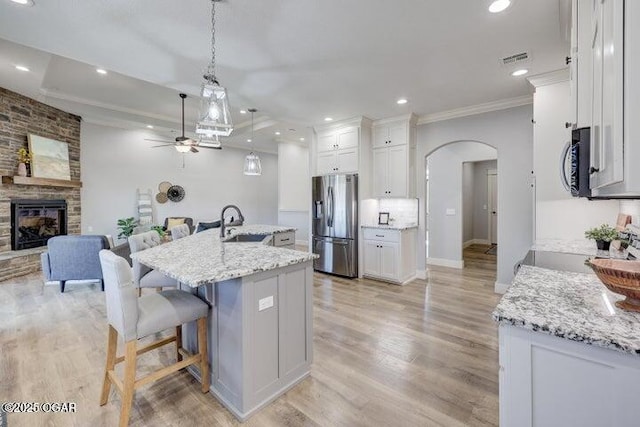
587,259,640,312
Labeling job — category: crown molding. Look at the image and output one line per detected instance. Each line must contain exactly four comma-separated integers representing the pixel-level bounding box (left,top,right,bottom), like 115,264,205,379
526,68,570,88
372,113,417,127
313,115,373,133
416,95,533,125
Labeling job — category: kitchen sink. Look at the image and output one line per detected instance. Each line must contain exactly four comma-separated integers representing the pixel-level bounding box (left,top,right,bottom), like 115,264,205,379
225,234,271,243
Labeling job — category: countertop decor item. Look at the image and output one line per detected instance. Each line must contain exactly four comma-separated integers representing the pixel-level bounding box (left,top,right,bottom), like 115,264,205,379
166,185,185,202
16,147,31,176
585,224,619,251
587,258,640,312
195,0,233,138
378,212,390,225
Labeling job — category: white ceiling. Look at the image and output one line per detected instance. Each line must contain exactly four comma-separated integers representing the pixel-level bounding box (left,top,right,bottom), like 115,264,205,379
0,0,569,148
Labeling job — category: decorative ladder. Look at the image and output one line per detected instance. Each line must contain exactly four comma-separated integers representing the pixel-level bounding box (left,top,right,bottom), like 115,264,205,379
136,188,154,232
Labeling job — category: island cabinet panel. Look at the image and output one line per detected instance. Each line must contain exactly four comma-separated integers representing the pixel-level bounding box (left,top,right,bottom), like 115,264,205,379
183,261,314,422
499,324,640,427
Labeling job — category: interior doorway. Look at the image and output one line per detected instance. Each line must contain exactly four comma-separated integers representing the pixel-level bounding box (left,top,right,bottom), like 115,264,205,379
488,169,498,245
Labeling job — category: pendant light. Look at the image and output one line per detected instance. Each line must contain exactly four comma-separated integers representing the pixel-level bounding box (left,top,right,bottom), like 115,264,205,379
243,109,262,176
195,0,233,138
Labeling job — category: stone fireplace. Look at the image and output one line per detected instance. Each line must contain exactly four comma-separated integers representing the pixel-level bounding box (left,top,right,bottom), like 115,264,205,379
0,87,81,282
11,199,67,250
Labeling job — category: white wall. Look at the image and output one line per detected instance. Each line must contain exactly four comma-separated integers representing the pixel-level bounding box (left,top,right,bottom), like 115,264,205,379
533,80,620,240
417,105,534,288
277,141,310,244
426,142,497,266
81,122,278,241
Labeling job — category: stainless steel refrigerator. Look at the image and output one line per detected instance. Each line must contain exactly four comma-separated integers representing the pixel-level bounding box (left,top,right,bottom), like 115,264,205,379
312,173,358,277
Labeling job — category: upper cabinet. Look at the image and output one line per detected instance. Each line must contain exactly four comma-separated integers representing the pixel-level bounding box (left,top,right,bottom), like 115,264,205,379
371,116,417,198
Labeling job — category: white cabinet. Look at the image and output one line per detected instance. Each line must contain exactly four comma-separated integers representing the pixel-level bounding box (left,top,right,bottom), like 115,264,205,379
315,126,360,174
371,116,416,198
362,228,416,284
499,324,640,427
373,145,408,197
570,0,594,128
273,231,295,250
373,121,407,148
590,0,624,189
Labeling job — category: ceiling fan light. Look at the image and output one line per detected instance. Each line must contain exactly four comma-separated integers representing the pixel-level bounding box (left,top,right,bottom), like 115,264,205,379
175,145,191,153
243,153,262,176
196,81,233,137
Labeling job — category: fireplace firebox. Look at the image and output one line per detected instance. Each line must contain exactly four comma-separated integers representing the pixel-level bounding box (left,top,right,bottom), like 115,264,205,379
11,199,67,250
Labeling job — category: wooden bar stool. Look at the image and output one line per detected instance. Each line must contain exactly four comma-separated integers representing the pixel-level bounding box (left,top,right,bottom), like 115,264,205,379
98,250,209,427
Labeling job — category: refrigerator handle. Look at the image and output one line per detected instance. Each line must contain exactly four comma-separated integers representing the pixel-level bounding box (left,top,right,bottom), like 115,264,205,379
328,186,334,227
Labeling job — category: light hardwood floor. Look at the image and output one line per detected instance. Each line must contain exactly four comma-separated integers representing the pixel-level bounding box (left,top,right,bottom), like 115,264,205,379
1,251,500,427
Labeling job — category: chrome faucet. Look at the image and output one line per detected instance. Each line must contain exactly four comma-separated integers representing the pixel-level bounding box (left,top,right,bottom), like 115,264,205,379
220,205,245,238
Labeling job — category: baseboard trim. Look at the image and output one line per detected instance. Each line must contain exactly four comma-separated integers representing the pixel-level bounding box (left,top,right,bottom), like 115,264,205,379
295,239,309,247
427,257,464,269
494,281,510,294
416,269,427,280
463,239,492,248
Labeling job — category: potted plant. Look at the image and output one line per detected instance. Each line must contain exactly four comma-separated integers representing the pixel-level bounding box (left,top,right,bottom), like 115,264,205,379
584,224,620,251
117,217,138,240
17,148,31,177
151,225,168,241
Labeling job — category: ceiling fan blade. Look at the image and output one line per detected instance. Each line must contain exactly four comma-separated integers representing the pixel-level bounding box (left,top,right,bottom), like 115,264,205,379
145,138,175,143
151,144,176,148
197,145,222,150
190,147,199,153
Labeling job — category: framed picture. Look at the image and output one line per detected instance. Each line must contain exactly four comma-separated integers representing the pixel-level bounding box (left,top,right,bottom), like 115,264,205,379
378,212,390,225
28,134,71,180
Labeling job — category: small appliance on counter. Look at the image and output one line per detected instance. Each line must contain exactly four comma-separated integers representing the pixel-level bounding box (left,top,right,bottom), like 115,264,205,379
311,174,358,278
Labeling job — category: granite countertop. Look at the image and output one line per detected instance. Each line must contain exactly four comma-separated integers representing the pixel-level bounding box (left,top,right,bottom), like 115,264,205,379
131,225,317,288
361,224,418,231
532,238,628,259
493,265,640,356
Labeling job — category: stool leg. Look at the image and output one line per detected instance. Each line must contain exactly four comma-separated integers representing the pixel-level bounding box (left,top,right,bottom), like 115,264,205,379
138,288,142,297
175,325,183,362
197,317,209,393
119,340,137,427
100,325,118,406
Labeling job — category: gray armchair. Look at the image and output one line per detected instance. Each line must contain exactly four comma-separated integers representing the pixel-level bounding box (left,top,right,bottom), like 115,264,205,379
41,235,111,293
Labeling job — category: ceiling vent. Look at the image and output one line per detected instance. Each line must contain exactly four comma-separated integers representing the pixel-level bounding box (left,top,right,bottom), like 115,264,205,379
501,51,531,67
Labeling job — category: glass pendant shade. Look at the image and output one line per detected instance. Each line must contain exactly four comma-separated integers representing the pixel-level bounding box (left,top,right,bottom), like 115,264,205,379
243,152,262,176
195,81,233,137
197,134,222,148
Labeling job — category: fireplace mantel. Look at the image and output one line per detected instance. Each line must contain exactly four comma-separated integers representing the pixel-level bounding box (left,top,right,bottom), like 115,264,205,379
2,176,83,188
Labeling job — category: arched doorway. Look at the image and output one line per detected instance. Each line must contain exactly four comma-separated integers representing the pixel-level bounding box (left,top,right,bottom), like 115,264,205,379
425,141,498,272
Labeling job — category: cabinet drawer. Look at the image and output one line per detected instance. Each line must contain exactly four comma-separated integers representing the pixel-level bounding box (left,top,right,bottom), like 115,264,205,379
363,228,399,243
274,231,295,247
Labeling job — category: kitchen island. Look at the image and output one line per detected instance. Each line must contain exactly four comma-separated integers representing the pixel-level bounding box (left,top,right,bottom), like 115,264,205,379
493,261,640,427
131,225,317,421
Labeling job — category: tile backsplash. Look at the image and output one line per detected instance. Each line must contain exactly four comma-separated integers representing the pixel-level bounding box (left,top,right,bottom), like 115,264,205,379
361,198,419,226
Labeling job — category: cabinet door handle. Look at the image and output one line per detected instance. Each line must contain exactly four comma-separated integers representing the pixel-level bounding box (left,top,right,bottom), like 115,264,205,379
280,238,290,242
375,234,384,237
565,122,573,129
590,167,600,174
565,56,572,65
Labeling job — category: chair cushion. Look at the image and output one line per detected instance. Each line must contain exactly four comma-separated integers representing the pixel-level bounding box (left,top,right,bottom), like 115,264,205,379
170,223,191,240
196,220,221,233
136,289,209,339
139,269,178,288
166,217,185,230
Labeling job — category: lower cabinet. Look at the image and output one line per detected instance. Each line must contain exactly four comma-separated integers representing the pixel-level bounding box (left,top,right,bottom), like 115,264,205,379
273,231,295,250
363,228,416,284
499,324,640,427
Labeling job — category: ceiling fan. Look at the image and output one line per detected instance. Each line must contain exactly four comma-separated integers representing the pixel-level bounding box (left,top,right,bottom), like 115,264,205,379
145,93,222,153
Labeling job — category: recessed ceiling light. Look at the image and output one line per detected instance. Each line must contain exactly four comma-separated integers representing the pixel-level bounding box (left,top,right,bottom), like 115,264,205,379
488,0,511,13
511,68,528,76
299,137,305,141
240,110,247,114
275,131,281,135
396,98,408,105
15,65,30,72
324,117,333,122
247,138,252,143
96,68,107,75
10,0,34,6
146,125,154,129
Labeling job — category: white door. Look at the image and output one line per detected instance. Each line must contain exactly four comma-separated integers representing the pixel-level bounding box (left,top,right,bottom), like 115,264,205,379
336,148,358,173
373,148,388,197
379,242,399,280
373,126,389,148
317,152,336,175
336,127,359,149
387,145,407,197
317,132,336,153
363,241,380,277
488,170,498,245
